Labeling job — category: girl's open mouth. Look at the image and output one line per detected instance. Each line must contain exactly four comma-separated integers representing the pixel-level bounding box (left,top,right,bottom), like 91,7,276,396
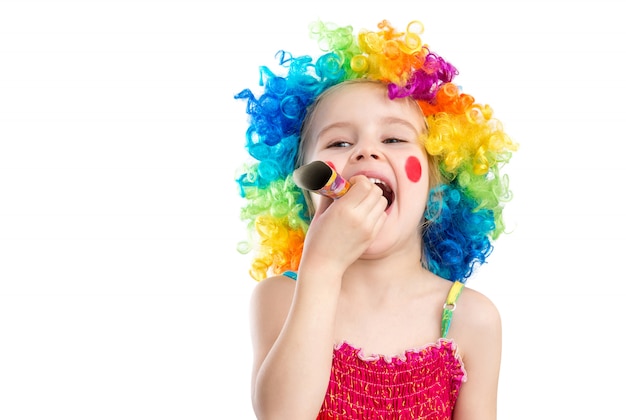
369,178,395,210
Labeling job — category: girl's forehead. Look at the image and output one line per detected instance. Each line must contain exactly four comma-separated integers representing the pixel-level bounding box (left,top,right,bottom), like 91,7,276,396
311,82,426,130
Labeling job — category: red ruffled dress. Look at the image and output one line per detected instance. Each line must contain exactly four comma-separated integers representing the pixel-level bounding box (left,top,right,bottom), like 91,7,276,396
314,278,466,419
316,337,466,419
282,272,466,419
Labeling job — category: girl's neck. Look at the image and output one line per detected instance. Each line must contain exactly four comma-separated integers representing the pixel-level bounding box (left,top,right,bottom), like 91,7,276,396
341,250,431,298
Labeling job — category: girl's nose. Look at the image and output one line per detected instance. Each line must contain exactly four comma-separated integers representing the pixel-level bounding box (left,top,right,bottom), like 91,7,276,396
352,142,381,161
356,152,379,161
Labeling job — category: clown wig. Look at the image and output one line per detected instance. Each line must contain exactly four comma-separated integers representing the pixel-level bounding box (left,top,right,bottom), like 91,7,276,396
235,19,517,283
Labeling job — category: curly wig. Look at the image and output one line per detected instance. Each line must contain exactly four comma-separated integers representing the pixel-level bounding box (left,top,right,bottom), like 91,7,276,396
235,19,517,282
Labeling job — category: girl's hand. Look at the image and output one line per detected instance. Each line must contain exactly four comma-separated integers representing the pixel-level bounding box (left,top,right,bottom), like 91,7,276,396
300,175,388,274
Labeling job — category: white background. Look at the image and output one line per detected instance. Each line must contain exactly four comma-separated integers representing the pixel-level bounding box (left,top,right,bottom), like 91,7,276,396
1,0,623,418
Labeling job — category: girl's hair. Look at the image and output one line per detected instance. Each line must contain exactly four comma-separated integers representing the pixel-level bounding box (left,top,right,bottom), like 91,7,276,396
235,19,517,283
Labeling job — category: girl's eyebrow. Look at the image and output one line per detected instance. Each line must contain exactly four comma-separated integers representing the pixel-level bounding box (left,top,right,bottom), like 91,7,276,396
380,116,422,135
316,122,352,140
316,117,421,140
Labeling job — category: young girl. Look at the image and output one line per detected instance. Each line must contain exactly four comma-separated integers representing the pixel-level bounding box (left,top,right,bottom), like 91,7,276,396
235,19,517,419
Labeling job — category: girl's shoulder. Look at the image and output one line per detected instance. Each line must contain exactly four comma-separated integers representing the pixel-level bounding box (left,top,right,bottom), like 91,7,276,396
249,274,297,320
455,285,501,328
448,284,502,356
251,273,297,298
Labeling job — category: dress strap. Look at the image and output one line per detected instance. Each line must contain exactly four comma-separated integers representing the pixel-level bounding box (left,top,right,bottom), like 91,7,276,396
282,270,298,280
441,281,464,338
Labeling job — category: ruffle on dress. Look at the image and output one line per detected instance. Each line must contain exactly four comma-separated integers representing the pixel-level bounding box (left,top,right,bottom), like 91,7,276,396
317,338,467,420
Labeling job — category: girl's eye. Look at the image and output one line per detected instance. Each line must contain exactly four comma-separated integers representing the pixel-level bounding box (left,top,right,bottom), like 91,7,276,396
328,141,351,148
383,137,406,144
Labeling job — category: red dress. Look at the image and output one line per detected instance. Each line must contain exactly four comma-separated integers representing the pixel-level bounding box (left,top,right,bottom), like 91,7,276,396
316,281,466,419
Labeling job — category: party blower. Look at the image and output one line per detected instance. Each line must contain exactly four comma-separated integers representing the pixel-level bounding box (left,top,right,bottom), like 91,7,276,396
292,161,350,199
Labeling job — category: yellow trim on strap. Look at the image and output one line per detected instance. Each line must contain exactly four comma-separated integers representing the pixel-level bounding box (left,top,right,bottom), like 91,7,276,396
446,281,464,306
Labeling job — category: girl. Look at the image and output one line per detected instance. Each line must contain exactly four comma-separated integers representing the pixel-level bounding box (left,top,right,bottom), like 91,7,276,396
235,19,517,419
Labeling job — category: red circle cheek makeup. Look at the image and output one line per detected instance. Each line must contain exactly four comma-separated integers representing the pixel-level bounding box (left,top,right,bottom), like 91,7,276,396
405,156,422,183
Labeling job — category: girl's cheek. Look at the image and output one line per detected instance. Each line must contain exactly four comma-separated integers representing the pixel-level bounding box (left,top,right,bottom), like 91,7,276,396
405,156,422,183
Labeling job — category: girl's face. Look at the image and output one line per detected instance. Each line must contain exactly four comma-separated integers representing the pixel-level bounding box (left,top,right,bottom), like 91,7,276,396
301,81,431,254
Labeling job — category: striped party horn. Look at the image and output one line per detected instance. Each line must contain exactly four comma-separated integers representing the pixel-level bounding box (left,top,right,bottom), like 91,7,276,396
293,161,350,199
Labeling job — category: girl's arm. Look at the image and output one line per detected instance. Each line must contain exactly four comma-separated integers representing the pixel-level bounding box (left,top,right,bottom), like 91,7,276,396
249,177,388,419
451,290,503,420
249,267,341,420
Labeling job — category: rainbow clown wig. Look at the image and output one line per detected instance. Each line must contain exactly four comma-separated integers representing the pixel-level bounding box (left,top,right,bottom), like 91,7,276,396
235,19,517,283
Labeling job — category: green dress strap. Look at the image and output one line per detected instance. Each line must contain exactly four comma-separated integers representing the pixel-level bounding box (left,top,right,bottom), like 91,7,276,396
441,281,464,338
